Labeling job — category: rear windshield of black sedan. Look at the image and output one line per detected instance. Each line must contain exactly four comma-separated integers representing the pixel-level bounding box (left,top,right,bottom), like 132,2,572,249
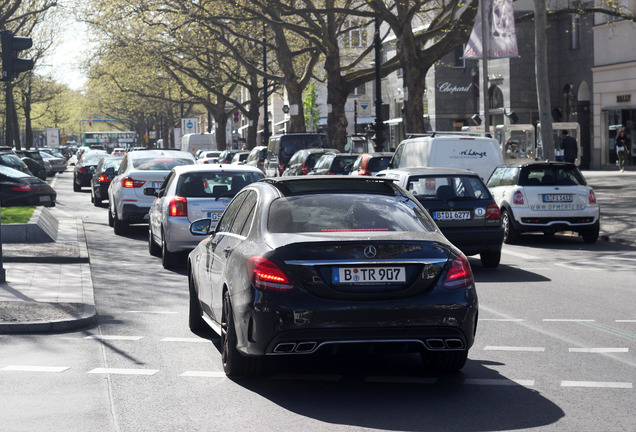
268,194,436,233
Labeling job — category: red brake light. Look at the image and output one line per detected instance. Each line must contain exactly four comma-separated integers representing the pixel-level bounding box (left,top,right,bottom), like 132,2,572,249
513,190,525,205
485,203,501,220
247,256,292,291
77,167,88,174
11,184,31,192
442,255,474,289
359,169,371,176
169,196,187,217
121,177,146,188
278,162,285,175
98,174,110,183
301,164,309,175
588,189,596,204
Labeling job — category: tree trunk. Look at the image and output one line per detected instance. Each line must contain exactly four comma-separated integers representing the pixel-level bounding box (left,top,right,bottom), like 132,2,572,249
535,0,554,160
246,73,261,149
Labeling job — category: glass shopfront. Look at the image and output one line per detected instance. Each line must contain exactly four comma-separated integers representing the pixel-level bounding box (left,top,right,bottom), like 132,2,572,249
606,109,635,166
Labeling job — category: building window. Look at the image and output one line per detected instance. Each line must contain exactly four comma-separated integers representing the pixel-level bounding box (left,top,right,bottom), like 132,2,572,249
571,15,580,50
343,19,367,48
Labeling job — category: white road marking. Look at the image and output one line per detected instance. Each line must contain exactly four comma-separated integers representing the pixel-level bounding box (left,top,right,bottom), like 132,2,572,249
484,346,545,352
161,338,209,343
365,376,437,384
501,249,541,260
85,335,144,341
271,374,342,382
480,318,525,322
561,381,632,389
181,371,226,377
463,379,535,387
127,311,178,314
1,365,69,373
569,348,629,353
543,319,595,322
616,320,636,323
87,368,159,375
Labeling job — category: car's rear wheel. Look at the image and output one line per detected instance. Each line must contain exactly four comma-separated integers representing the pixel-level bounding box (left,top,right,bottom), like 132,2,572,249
581,221,600,244
91,188,102,207
480,251,501,268
107,207,114,227
222,291,263,377
421,350,468,373
161,231,179,268
73,178,80,192
113,212,129,235
148,225,161,257
501,209,520,244
188,271,205,332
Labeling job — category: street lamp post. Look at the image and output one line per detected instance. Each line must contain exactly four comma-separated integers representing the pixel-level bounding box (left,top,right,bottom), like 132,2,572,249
263,24,270,147
373,16,386,151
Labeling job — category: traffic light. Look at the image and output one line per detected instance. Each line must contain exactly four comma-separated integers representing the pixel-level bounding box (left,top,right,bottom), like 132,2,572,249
1,30,34,82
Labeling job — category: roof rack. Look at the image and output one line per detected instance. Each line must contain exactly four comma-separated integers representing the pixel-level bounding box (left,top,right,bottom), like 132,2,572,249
405,131,494,139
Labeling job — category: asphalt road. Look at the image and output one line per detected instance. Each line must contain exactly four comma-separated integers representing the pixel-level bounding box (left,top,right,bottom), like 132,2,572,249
0,170,634,432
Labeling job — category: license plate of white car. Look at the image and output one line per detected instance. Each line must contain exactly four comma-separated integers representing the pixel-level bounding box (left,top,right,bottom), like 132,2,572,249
206,211,223,221
543,194,573,202
332,267,406,284
433,211,470,220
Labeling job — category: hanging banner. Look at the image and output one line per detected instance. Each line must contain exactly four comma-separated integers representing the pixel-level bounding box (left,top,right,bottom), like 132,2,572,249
463,0,519,59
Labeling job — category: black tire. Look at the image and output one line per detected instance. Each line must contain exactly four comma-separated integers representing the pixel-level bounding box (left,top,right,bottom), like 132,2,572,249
108,207,114,227
73,178,81,192
581,221,599,244
148,225,161,257
161,231,179,268
222,291,263,377
480,251,501,268
501,209,520,244
421,350,468,373
113,213,129,235
188,271,205,332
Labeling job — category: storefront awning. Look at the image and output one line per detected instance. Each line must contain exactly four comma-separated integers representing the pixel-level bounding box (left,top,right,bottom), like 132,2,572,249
354,117,376,124
384,117,403,125
274,119,290,126
237,124,249,132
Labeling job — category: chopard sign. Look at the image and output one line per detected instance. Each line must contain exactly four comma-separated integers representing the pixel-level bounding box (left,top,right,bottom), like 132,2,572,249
437,82,473,94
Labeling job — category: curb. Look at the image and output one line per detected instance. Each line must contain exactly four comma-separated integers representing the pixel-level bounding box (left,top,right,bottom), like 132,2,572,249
0,306,97,334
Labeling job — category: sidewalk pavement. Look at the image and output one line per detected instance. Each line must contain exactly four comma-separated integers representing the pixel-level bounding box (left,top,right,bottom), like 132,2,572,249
0,170,634,334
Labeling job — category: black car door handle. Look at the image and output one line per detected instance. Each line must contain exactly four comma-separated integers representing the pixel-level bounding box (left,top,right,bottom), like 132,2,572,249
223,247,232,257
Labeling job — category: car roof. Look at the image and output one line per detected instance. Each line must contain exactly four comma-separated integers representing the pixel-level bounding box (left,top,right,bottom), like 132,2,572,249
379,167,480,176
261,176,403,196
127,149,193,160
495,161,577,169
170,163,264,175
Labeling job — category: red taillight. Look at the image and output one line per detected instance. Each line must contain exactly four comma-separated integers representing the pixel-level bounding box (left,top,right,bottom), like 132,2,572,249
77,167,88,174
257,160,264,168
442,255,474,289
203,160,209,164
169,196,187,217
358,169,371,176
98,174,111,183
301,164,309,175
247,256,292,291
588,189,596,204
327,171,336,175
513,190,525,205
11,184,31,192
485,203,501,220
121,177,146,188
278,161,285,175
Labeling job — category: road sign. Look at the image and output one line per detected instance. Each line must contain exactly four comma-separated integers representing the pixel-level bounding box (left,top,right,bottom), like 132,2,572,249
181,117,199,134
357,95,372,118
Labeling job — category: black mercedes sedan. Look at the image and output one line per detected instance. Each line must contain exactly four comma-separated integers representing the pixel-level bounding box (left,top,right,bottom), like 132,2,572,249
187,176,478,377
73,150,108,191
0,165,56,207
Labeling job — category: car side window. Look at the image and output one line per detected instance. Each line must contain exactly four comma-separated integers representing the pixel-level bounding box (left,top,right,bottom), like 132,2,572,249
215,192,248,234
231,191,257,235
487,168,503,187
161,172,175,193
118,157,128,174
351,156,362,171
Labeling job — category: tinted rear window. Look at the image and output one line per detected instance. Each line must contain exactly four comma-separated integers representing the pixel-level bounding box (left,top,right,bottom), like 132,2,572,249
330,155,358,174
367,156,391,172
519,165,586,186
268,194,436,233
280,135,329,159
132,158,193,170
177,171,263,198
407,175,491,201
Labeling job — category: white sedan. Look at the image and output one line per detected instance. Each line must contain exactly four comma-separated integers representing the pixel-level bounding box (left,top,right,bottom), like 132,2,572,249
146,164,264,268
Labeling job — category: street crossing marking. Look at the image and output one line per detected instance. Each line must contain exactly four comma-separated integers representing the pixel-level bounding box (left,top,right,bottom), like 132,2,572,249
463,379,535,387
543,319,595,322
480,318,525,322
501,249,541,260
127,311,178,314
161,338,209,343
561,381,632,389
616,320,636,323
1,365,69,373
365,376,437,384
88,368,159,375
484,346,545,352
85,335,144,341
181,371,226,377
568,348,629,353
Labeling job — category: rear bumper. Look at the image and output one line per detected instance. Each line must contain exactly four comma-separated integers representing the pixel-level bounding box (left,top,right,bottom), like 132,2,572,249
440,226,504,256
121,203,151,223
510,206,600,232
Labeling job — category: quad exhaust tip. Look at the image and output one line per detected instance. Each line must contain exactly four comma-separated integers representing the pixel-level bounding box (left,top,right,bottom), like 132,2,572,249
425,338,465,350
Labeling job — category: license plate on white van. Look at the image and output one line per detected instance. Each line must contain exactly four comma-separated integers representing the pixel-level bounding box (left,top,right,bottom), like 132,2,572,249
433,211,471,221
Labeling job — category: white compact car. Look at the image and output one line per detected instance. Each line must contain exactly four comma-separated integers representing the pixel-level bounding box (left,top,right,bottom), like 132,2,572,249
108,149,195,235
146,164,264,268
487,161,600,243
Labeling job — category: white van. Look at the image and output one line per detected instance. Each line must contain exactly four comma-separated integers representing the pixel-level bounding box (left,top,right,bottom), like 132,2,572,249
181,133,217,157
388,133,504,181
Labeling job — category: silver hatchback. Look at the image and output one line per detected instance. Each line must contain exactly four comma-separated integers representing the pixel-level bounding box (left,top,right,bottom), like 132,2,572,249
146,164,264,268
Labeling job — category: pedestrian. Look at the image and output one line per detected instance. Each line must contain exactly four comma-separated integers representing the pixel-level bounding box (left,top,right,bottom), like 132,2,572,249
560,130,578,164
615,129,630,172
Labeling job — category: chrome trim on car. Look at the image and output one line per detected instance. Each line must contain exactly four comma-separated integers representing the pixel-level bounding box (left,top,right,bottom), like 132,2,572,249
285,258,448,266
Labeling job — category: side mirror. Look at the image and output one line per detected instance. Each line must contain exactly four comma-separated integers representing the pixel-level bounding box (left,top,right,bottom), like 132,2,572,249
190,218,212,235
144,187,158,197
